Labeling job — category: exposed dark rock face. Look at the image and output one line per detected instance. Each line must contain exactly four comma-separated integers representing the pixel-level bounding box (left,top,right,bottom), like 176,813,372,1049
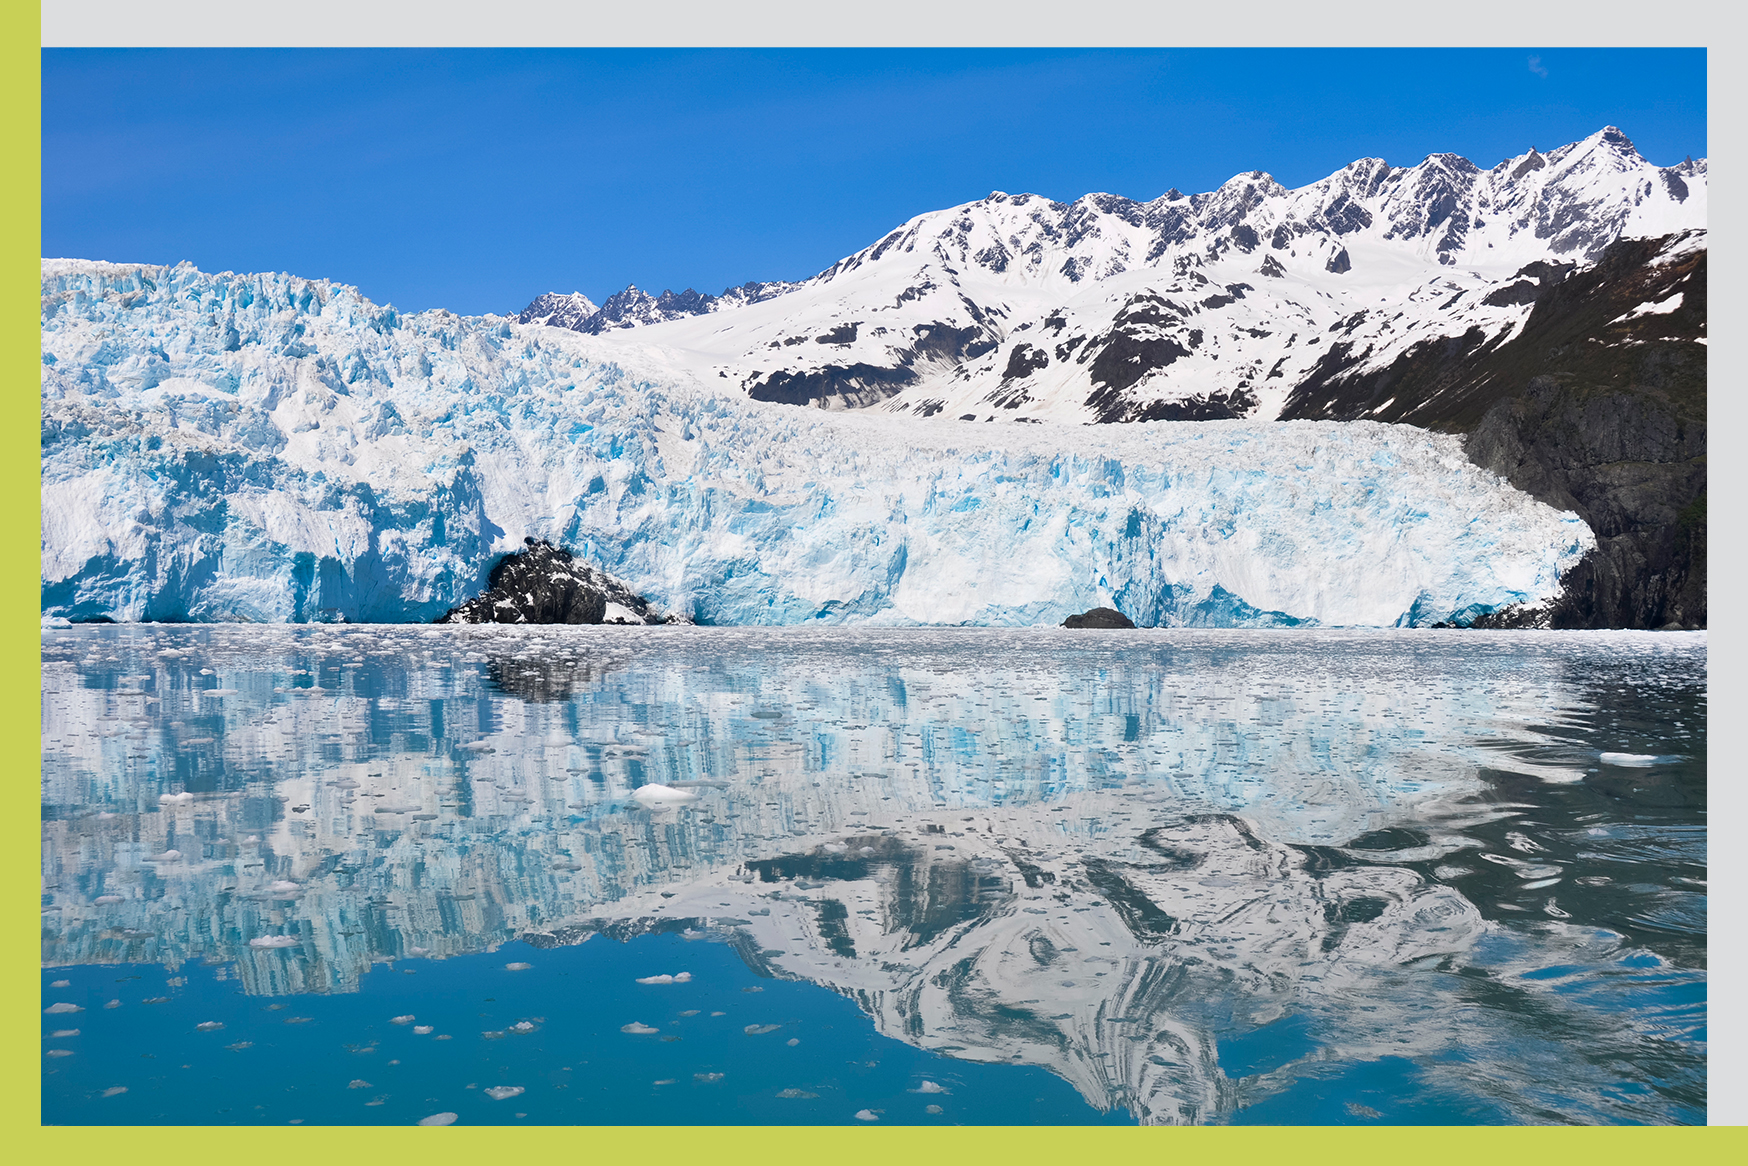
747,362,918,408
1062,607,1137,629
438,538,687,625
1464,377,1705,629
1282,232,1705,629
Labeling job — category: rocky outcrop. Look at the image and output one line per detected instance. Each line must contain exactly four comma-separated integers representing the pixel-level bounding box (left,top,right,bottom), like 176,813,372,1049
1062,607,1137,629
437,538,687,625
1463,377,1704,629
1282,232,1705,629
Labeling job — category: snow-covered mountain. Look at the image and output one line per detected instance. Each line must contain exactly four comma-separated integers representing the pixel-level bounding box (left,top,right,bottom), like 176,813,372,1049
520,279,805,334
523,127,1704,425
39,258,1588,626
516,291,598,330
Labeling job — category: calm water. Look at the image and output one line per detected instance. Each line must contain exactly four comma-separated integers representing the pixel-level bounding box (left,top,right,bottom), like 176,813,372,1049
40,625,1705,1125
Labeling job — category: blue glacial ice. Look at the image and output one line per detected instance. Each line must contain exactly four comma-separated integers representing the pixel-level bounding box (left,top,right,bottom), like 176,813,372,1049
40,260,1594,626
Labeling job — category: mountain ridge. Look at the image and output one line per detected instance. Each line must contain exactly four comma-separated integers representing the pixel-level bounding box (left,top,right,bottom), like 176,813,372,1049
515,127,1705,428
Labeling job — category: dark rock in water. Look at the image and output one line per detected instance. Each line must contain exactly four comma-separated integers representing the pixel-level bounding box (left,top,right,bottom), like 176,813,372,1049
438,538,686,625
1062,607,1137,629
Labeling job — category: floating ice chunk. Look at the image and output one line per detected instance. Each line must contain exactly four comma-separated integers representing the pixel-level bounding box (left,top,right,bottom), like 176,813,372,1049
226,1042,253,1051
509,1021,537,1033
854,1109,879,1121
268,881,301,895
417,1112,458,1126
44,1003,82,1014
631,783,698,806
104,999,122,1009
413,1026,433,1035
621,1022,659,1034
786,1038,800,1046
389,1015,416,1025
1600,752,1660,767
250,935,298,948
776,1088,818,1099
157,792,194,805
485,1086,525,1100
744,1024,781,1035
925,1104,944,1114
50,1029,79,1038
46,1049,74,1058
195,1021,225,1031
50,981,70,989
695,1073,724,1082
635,972,692,984
504,962,532,971
102,1086,128,1098
348,1080,371,1089
914,1080,948,1093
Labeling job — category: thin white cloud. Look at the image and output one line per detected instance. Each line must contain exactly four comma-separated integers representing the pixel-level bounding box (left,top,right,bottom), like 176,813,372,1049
1528,54,1549,78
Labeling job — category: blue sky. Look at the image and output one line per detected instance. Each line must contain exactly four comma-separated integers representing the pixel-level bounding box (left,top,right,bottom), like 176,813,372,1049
42,48,1706,317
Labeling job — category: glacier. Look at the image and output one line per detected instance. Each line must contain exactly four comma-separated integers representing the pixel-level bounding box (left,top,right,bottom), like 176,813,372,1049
40,259,1593,626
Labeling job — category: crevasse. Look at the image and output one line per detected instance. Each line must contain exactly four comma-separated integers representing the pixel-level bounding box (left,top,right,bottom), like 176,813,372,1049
40,260,1593,626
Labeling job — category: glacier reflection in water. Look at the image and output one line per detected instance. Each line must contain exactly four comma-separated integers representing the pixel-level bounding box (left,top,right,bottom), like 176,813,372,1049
41,626,1705,1124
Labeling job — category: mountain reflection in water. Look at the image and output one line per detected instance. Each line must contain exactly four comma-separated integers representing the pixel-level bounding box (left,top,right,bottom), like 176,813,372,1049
40,626,1705,1124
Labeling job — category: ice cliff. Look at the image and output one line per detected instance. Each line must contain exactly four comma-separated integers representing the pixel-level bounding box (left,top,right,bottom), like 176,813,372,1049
40,259,1592,626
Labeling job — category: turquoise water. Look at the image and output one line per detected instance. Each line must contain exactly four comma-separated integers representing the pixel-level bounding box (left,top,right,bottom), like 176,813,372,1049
41,626,1705,1124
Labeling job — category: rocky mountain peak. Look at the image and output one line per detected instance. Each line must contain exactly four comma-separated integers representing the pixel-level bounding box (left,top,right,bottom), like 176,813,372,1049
509,127,1703,432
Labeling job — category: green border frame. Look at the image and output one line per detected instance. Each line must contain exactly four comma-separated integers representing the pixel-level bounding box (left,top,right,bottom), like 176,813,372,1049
7,0,42,1149
9,10,1741,1160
